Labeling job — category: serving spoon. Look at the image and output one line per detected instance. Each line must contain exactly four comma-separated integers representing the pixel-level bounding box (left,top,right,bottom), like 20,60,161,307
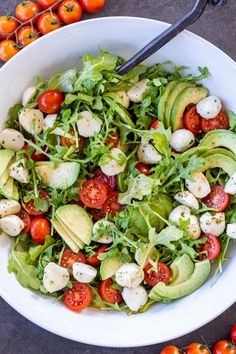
117,0,226,75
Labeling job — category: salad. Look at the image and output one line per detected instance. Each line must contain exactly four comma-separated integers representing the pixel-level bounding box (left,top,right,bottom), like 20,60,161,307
1,51,236,314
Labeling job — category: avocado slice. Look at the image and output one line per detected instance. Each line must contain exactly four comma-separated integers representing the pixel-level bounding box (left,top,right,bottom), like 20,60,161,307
56,205,93,245
1,177,14,199
56,216,84,249
171,87,208,130
199,130,236,155
170,254,194,285
12,184,19,201
0,168,9,189
149,260,210,300
100,257,122,280
52,217,80,253
201,148,236,161
158,81,178,125
197,153,236,176
0,150,14,179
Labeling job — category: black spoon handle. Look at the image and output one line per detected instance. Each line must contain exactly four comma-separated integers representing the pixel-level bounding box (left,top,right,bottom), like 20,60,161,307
116,0,225,75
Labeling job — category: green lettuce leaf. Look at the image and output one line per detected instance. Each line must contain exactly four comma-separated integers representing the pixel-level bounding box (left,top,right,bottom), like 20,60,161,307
48,68,77,92
153,225,184,251
29,236,55,262
118,175,154,205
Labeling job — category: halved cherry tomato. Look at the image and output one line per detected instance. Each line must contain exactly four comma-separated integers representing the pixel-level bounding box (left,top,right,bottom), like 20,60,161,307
63,282,92,312
149,119,159,130
37,0,59,9
86,245,108,267
0,40,20,62
60,249,86,269
90,208,106,221
98,278,123,304
135,162,152,176
201,111,229,133
183,105,202,134
60,128,86,151
144,262,171,287
186,343,210,354
102,191,123,216
79,0,106,13
160,346,181,354
79,179,108,209
231,324,236,345
23,141,48,161
94,167,116,191
105,132,120,148
38,89,64,114
18,209,31,233
0,16,18,39
213,340,236,354
203,185,230,212
198,234,221,261
37,12,61,35
23,189,49,216
15,1,40,22
30,217,51,244
18,25,40,47
58,0,83,24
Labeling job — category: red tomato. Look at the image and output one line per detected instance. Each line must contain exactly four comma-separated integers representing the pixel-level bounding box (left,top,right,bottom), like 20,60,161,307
102,191,123,216
231,324,236,345
135,162,152,176
60,249,86,269
23,141,48,161
18,25,40,47
160,346,181,354
213,340,236,354
37,12,61,35
183,105,203,134
63,282,92,312
186,343,210,354
203,185,230,212
30,217,51,244
149,119,159,130
144,262,171,287
105,132,120,148
198,234,221,261
201,111,229,133
37,0,59,9
60,128,86,151
79,0,105,13
0,16,18,39
58,0,83,24
38,89,64,114
90,208,106,221
0,40,20,62
18,209,31,233
94,167,116,191
23,189,49,216
99,278,123,304
86,245,108,267
79,179,108,209
15,1,40,22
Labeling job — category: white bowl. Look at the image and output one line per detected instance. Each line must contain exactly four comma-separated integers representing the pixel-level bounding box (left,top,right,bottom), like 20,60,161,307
0,17,236,348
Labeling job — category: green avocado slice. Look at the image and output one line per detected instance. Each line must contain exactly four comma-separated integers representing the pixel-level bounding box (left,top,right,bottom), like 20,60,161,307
100,257,122,280
51,217,80,253
199,129,236,155
158,81,178,125
170,254,194,285
197,153,236,176
0,150,14,179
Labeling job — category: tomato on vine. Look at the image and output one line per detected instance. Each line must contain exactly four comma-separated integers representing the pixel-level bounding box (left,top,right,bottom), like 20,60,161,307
0,16,19,39
58,0,83,24
18,25,40,46
0,40,20,62
37,0,60,9
15,1,40,22
37,12,61,34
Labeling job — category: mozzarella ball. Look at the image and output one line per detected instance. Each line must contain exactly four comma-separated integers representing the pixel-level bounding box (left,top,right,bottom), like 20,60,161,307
0,200,21,217
0,215,24,236
200,212,225,236
100,148,127,176
122,286,148,312
43,262,69,293
9,159,29,184
196,96,222,119
77,111,102,138
170,129,195,152
224,173,236,195
93,219,116,244
185,172,211,198
174,190,199,209
226,223,236,239
72,262,97,283
127,79,150,103
186,215,201,240
115,263,144,289
116,91,130,109
169,205,191,226
0,128,25,151
43,114,57,131
22,86,37,106
137,143,162,164
19,108,44,135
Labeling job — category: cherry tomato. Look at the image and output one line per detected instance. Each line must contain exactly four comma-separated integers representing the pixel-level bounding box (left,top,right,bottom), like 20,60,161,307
37,12,61,35
58,0,83,24
79,0,105,13
183,105,203,134
94,167,116,191
90,208,106,221
79,179,108,209
160,346,181,354
102,191,123,216
17,209,31,233
38,89,64,114
60,128,86,151
98,278,123,304
23,141,48,161
231,324,236,345
37,0,59,9
60,249,86,270
0,16,18,39
203,185,230,212
86,245,108,267
105,132,120,148
16,1,40,22
198,234,221,261
186,343,210,354
213,340,236,354
135,162,152,176
18,25,40,47
201,111,229,133
30,217,51,244
149,119,159,130
23,189,49,216
63,282,92,312
144,262,171,287
0,40,20,62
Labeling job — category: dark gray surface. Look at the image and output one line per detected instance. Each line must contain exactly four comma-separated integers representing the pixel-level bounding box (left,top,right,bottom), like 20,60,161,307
0,0,236,353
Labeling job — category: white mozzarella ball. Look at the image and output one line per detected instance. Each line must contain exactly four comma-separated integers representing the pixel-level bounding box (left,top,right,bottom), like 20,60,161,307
43,262,69,293
137,143,162,164
170,129,195,152
122,286,148,312
43,114,57,131
185,172,211,198
100,148,126,176
0,200,21,217
19,108,44,135
186,215,201,240
9,159,29,184
77,111,102,138
0,215,24,236
200,212,225,236
169,205,191,226
127,79,150,103
115,263,144,289
22,86,37,106
224,173,236,195
196,96,222,119
72,262,97,283
174,190,199,209
116,91,130,109
0,128,25,151
93,219,116,244
226,224,236,239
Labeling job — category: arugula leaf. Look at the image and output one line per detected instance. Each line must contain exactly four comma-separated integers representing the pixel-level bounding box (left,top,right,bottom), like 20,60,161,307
154,225,184,251
29,236,55,262
228,111,236,132
152,122,172,158
7,104,22,129
119,175,154,204
48,68,77,92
